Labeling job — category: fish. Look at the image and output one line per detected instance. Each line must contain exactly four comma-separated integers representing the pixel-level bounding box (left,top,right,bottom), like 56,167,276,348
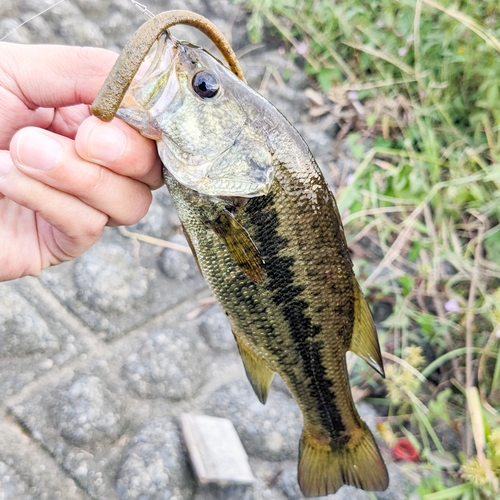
115,33,389,497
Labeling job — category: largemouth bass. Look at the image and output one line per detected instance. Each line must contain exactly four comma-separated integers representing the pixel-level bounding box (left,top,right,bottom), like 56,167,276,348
115,33,389,497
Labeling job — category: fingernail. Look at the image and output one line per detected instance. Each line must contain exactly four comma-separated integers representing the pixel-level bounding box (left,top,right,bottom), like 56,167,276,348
0,151,13,178
17,129,63,171
87,122,127,163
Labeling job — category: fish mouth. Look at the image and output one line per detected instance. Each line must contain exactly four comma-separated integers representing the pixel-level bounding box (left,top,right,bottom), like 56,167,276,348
140,33,178,83
117,34,180,138
120,33,179,113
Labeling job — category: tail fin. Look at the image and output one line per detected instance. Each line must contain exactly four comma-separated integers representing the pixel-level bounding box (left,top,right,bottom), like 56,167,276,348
298,425,389,497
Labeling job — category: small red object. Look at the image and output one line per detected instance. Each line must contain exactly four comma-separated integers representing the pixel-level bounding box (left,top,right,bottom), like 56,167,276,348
392,438,419,462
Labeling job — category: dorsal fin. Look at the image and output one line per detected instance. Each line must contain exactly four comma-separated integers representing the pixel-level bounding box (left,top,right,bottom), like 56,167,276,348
349,279,385,377
207,209,266,283
234,334,275,404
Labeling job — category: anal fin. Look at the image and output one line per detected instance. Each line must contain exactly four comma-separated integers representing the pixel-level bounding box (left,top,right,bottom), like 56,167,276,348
208,210,266,283
349,279,385,377
234,334,274,404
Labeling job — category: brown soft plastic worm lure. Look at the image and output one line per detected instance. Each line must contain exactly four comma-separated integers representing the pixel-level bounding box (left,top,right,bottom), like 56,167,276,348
91,10,245,121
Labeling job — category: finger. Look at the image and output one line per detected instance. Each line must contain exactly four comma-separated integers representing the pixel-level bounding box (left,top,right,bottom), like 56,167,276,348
1,42,118,109
10,127,153,226
47,104,92,139
0,196,42,280
0,87,55,148
75,116,164,190
0,43,117,148
0,151,107,260
0,150,9,199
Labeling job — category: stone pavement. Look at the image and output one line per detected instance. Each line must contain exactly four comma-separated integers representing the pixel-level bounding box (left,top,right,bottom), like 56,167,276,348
1,1,417,498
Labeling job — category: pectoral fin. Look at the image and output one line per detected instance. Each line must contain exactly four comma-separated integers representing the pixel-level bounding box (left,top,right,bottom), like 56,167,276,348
208,209,266,283
234,334,274,404
349,279,385,377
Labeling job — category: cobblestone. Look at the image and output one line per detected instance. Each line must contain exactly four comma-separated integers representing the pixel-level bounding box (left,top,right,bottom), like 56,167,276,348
205,380,303,462
0,289,59,358
73,243,150,315
158,237,198,282
51,374,126,445
123,328,207,400
116,418,194,500
198,306,236,352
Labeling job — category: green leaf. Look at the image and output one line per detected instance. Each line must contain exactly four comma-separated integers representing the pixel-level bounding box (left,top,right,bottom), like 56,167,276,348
316,67,338,93
423,483,473,500
398,275,414,296
484,230,500,262
247,10,264,44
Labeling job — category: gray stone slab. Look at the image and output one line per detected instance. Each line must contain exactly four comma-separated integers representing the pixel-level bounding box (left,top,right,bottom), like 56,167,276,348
116,417,195,500
0,417,85,500
0,280,90,400
198,305,237,352
192,458,288,500
181,413,254,486
204,380,303,462
6,292,236,499
39,226,206,341
9,364,130,500
121,326,208,401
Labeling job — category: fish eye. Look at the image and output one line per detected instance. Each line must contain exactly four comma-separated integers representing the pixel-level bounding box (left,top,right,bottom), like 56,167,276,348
192,71,219,99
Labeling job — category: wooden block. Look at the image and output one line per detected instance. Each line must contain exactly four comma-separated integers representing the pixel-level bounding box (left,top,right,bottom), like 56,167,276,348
180,413,255,486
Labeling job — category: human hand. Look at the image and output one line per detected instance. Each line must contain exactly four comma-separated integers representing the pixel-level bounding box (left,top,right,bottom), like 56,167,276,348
0,42,163,282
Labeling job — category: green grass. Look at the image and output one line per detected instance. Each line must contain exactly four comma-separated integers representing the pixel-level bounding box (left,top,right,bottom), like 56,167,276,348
240,0,500,497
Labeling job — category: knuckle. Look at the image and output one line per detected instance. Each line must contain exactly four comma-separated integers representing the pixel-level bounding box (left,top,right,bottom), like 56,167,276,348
82,165,109,195
117,188,152,226
75,47,117,83
83,213,106,240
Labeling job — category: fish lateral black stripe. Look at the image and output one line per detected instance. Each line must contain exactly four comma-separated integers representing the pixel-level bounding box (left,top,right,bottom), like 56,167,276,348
246,193,348,441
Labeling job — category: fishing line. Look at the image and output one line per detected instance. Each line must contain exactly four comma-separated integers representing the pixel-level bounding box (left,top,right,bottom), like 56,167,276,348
0,0,69,42
1,0,151,42
1,1,246,125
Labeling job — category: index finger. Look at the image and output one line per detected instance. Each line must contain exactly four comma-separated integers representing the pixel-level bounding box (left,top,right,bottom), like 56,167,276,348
0,42,118,109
